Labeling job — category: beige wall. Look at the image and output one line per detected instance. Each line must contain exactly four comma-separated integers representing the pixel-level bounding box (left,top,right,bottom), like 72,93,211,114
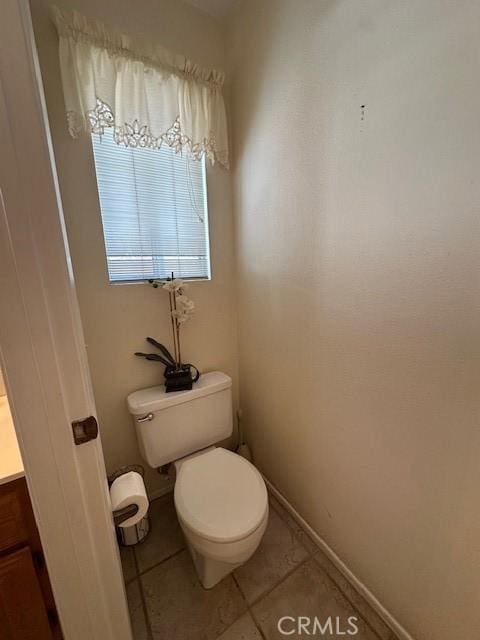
228,1,480,639
30,0,238,496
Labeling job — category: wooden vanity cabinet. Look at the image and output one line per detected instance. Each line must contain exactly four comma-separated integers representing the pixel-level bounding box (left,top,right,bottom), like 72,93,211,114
0,477,61,639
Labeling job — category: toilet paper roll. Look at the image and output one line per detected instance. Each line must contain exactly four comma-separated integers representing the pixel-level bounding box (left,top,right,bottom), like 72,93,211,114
110,471,149,528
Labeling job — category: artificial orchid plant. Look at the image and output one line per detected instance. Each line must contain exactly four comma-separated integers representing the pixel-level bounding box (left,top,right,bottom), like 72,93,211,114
135,274,199,391
151,275,195,368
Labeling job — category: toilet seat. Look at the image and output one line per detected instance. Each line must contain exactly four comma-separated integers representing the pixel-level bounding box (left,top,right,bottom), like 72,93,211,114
174,448,268,544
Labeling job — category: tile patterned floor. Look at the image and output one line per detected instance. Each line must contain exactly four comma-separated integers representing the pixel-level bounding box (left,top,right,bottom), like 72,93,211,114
120,492,398,640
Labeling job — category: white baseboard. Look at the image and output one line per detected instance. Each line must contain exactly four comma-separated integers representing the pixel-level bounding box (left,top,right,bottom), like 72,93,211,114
263,477,415,640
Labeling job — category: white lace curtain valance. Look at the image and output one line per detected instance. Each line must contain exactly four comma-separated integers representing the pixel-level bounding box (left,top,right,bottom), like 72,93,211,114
52,6,229,168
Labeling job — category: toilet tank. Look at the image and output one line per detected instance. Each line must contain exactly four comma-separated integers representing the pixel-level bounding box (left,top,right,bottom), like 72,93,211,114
127,371,232,468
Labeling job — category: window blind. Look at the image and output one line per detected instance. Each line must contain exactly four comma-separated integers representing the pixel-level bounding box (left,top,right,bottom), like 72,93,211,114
91,134,211,282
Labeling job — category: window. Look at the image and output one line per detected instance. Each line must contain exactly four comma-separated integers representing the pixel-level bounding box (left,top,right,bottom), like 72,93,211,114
91,134,211,283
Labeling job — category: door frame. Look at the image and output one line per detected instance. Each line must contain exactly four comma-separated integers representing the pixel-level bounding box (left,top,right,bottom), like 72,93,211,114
0,2,132,638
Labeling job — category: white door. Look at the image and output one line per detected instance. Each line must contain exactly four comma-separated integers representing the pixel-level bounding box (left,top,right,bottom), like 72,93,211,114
0,2,132,639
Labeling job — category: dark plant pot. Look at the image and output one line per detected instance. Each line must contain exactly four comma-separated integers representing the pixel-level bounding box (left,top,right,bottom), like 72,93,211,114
164,364,200,393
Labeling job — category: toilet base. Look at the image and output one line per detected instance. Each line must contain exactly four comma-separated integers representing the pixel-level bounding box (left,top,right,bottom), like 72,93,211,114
178,506,269,589
187,542,241,589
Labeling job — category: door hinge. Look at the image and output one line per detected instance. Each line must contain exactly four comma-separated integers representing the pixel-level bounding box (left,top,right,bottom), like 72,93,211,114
71,415,98,445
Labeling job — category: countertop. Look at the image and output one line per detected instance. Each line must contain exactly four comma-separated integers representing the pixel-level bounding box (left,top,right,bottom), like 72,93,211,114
0,395,24,486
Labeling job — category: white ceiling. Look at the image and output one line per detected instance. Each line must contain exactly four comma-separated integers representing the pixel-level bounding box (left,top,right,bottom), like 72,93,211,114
184,0,240,19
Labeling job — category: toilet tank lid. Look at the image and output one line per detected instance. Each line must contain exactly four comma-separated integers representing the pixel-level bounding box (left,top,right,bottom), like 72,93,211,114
127,371,231,415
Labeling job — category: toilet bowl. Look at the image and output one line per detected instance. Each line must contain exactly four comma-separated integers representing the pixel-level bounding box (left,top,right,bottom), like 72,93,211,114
174,447,268,588
127,372,269,587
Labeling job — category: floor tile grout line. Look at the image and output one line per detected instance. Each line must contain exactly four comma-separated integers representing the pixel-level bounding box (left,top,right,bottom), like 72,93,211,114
130,544,154,640
242,548,384,640
322,570,385,640
247,554,311,609
231,569,248,604
134,545,186,580
269,495,392,639
232,557,313,640
247,605,267,640
228,574,249,626
312,560,385,640
137,576,154,640
231,573,267,640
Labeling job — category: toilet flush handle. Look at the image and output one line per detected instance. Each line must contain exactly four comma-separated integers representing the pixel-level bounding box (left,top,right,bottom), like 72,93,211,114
137,413,154,423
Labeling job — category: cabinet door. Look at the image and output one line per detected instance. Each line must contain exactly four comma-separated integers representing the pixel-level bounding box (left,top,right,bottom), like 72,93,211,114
0,547,52,640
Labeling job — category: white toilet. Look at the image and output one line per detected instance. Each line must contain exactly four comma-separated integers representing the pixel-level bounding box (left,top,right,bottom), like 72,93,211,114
127,371,268,588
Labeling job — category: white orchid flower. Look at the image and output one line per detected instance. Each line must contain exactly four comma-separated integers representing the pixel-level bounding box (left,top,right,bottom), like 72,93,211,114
176,295,195,312
162,278,185,292
172,308,193,324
